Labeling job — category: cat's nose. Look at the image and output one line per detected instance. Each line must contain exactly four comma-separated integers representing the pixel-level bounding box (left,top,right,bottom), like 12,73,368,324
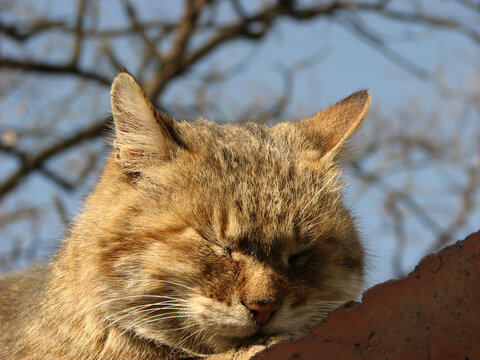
246,303,279,325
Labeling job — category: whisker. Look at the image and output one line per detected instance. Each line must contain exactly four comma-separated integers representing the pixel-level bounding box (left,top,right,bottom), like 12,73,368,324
132,313,193,329
105,300,191,318
202,331,218,347
94,308,157,338
167,322,199,333
109,304,191,321
137,279,200,294
102,310,194,344
89,294,192,311
176,327,205,349
98,301,192,332
95,304,193,339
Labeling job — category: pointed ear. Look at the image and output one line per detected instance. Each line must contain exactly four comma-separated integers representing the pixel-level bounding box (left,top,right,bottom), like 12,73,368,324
295,90,370,156
110,72,181,172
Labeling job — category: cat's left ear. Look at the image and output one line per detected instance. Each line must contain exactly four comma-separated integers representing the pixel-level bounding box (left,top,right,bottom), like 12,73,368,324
295,90,370,157
110,71,182,172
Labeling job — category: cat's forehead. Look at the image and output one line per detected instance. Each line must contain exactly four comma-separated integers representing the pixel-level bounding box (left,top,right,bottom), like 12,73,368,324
171,123,335,244
181,119,288,154
149,119,343,252
177,120,306,182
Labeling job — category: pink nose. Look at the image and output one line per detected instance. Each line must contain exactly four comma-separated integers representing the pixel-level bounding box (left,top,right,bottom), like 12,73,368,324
246,303,279,325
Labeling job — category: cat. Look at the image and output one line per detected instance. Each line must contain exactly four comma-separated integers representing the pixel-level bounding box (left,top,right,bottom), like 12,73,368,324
0,71,370,360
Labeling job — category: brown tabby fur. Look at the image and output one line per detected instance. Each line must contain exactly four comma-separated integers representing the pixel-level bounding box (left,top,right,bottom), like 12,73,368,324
0,72,370,359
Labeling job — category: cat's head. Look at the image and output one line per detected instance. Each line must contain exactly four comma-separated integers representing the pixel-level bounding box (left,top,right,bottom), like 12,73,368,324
93,72,369,355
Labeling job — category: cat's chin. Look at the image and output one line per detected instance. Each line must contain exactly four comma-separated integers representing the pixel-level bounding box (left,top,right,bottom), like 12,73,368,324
157,334,268,357
137,326,267,356
206,329,282,353
207,336,262,354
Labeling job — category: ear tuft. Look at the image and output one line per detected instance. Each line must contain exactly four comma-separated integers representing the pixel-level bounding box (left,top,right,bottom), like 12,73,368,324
110,72,179,172
296,90,370,156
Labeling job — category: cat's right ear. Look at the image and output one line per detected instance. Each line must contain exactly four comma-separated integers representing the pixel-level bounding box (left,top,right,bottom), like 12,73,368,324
110,72,182,172
295,90,370,158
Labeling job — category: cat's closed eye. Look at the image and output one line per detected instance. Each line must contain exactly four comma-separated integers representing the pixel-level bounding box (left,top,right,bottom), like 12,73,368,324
224,246,233,259
287,249,310,266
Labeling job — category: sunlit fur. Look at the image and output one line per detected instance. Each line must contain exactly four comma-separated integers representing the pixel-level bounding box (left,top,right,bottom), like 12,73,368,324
0,72,370,359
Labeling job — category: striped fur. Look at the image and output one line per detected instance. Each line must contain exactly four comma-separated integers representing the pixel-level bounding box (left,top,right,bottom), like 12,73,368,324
0,72,370,359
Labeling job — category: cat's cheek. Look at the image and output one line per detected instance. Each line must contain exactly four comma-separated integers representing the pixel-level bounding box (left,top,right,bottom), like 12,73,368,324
141,241,201,279
261,299,322,337
260,301,296,335
188,295,257,338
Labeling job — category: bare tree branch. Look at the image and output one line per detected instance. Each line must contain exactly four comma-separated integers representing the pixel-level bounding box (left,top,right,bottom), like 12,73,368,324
145,0,208,98
0,117,111,198
69,0,89,67
0,59,110,85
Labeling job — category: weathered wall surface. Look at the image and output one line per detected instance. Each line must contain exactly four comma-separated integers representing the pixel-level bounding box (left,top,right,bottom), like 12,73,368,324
209,230,480,359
